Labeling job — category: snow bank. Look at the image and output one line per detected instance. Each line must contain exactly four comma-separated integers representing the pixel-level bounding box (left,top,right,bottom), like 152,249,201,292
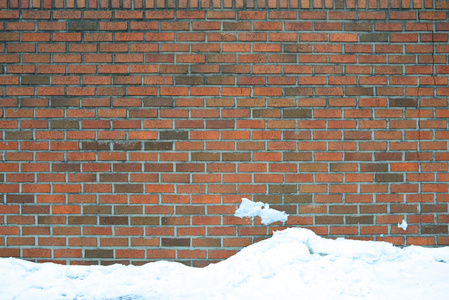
1,228,449,300
234,198,288,225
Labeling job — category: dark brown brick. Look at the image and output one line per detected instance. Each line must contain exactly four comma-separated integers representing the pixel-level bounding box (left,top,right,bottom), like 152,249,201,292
22,75,50,85
38,216,66,224
253,195,282,203
284,195,312,204
6,194,34,204
206,120,234,129
114,184,143,193
51,98,81,107
51,120,79,129
375,173,403,182
346,216,374,224
0,174,4,182
160,131,189,140
100,174,128,182
421,204,447,213
176,163,205,172
390,98,418,107
269,185,297,194
5,131,33,140
113,142,142,151
222,153,251,161
422,225,448,234
223,22,251,30
316,216,344,224
360,33,388,42
162,238,191,247
192,238,221,247
131,217,160,225
284,153,312,161
144,142,173,150
52,163,81,172
22,205,50,214
82,142,110,150
346,87,374,96
283,109,312,118
68,21,97,31
176,76,204,85
83,205,112,214
284,44,312,53
68,216,97,225
143,97,173,107
191,152,220,161
344,23,371,31
360,163,388,172
375,152,403,161
85,249,113,259
176,206,205,214
100,216,129,225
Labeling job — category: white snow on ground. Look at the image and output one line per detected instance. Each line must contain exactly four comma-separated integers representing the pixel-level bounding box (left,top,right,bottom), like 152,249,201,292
234,198,288,225
1,228,449,300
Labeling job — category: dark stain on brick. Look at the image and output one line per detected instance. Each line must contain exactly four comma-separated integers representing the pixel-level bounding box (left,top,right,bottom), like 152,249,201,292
345,23,371,31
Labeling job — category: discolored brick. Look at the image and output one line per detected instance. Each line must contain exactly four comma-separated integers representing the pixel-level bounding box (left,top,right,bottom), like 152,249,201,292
375,173,404,182
144,142,173,150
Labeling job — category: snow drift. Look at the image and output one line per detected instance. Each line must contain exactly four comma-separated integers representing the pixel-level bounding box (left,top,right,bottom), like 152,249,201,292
1,227,449,300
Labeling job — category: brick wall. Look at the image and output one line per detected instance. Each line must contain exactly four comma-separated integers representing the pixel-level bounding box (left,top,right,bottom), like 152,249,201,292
1,0,448,266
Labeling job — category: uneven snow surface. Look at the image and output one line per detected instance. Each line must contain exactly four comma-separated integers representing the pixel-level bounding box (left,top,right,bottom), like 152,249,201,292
1,228,449,300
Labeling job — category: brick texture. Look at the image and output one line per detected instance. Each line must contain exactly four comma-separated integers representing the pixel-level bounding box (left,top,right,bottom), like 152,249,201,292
1,0,448,266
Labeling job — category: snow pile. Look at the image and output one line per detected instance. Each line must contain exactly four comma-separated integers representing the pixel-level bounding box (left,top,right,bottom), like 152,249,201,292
1,228,449,300
234,198,288,225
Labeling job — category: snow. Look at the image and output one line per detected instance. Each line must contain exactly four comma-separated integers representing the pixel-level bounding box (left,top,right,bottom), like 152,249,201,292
1,228,449,300
234,198,288,225
398,219,408,231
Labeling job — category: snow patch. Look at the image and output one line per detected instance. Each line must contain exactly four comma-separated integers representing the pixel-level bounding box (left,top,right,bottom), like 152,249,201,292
234,198,288,225
398,219,408,231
